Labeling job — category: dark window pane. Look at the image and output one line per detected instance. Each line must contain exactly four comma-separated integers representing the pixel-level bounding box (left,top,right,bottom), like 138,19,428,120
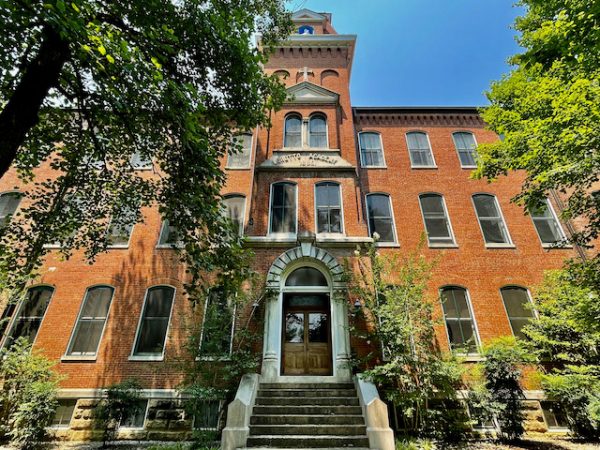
0,192,22,227
69,320,106,355
52,400,77,427
285,267,328,287
480,219,507,243
541,401,569,429
120,400,147,428
501,287,534,338
309,116,327,148
199,289,233,357
285,313,304,343
158,220,180,245
6,287,53,346
285,116,302,147
308,313,328,343
193,400,220,429
133,287,174,355
316,183,342,233
441,288,477,352
270,183,296,234
224,196,245,236
360,133,384,167
68,286,113,355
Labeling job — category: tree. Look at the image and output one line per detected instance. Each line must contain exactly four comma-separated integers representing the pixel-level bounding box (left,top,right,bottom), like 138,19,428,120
523,269,600,438
0,338,61,449
474,0,600,251
0,0,292,301
346,237,468,440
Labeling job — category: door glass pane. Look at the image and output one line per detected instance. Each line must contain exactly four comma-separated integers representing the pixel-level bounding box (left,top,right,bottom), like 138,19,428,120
308,313,328,343
285,313,304,343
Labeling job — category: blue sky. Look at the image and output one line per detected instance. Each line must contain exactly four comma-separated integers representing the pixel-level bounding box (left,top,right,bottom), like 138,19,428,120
285,0,524,106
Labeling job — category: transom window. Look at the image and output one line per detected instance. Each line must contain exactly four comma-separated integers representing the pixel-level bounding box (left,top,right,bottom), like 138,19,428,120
359,132,385,167
529,198,566,246
227,134,252,169
453,132,478,168
472,194,511,245
3,286,54,348
66,286,114,357
440,287,478,353
269,182,297,235
199,288,234,358
419,194,454,246
406,132,435,167
500,286,535,339
366,194,396,243
315,182,342,234
284,115,302,148
0,191,22,227
285,267,328,287
223,195,246,236
309,115,328,148
132,286,175,357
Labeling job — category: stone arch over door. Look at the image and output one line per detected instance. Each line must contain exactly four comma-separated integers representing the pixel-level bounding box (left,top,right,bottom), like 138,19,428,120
262,243,351,380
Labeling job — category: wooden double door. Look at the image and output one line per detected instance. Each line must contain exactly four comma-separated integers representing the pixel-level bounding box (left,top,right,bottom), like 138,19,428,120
282,293,332,376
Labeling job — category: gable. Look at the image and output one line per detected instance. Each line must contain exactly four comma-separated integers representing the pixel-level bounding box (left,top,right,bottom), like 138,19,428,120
286,82,339,105
292,9,326,21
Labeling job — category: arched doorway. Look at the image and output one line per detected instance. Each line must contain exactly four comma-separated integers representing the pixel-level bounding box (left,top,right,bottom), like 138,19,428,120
282,267,332,375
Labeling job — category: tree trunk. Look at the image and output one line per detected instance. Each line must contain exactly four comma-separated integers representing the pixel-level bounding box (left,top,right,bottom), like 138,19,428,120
0,25,70,179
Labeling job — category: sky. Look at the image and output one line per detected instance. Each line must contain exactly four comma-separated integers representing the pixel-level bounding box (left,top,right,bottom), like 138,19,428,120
285,0,524,107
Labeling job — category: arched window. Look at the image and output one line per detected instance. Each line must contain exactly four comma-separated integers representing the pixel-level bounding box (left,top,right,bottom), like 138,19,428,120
269,182,297,235
419,194,455,246
298,25,314,35
440,287,478,353
285,267,328,287
284,114,302,148
3,285,54,348
453,132,478,168
132,286,175,357
406,132,435,167
315,182,342,234
227,133,252,169
366,193,396,243
358,132,384,167
472,194,511,245
66,286,114,357
500,286,535,339
309,114,328,148
223,195,246,236
0,191,22,227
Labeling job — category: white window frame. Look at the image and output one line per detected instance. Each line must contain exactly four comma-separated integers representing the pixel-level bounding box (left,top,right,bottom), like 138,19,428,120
63,285,115,361
358,131,386,168
530,198,568,248
0,190,22,226
130,152,153,170
268,181,298,238
129,285,176,361
499,285,537,338
223,194,246,237
452,131,479,169
156,219,183,248
471,193,514,248
191,399,224,431
439,286,481,355
418,193,457,247
308,113,329,149
540,400,570,432
226,133,253,170
283,113,303,149
117,398,149,430
314,181,345,237
365,193,398,246
405,131,437,169
197,290,236,361
48,399,78,429
106,210,136,249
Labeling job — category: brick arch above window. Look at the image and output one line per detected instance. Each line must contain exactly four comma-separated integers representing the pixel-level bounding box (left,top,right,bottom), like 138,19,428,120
320,70,339,89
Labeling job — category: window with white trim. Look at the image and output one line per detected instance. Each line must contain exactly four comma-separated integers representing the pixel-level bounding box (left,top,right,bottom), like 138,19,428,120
227,134,252,169
130,151,152,169
541,401,569,430
453,132,478,167
66,286,113,357
3,286,53,347
223,195,246,236
107,207,137,246
406,132,435,167
269,182,296,235
193,400,221,430
440,287,478,353
501,286,535,339
199,288,234,358
366,194,396,243
472,194,511,245
158,219,181,246
51,400,77,428
529,198,566,246
419,194,454,246
315,182,342,234
132,286,175,356
359,132,384,167
0,192,22,227
309,114,327,148
119,399,148,429
284,114,302,148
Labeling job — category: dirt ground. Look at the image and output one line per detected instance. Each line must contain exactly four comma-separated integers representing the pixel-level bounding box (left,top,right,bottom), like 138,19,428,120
450,436,600,449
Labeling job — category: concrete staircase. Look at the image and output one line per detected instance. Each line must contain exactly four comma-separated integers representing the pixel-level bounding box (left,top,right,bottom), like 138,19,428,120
243,382,370,449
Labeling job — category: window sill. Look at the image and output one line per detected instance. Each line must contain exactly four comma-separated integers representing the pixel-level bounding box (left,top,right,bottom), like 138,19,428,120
460,354,484,362
195,356,232,362
411,165,438,170
43,244,61,249
132,166,153,171
361,165,387,169
225,166,251,170
155,243,184,249
428,243,458,249
61,355,97,362
460,165,478,169
541,243,573,249
375,242,400,248
128,355,164,362
107,244,130,249
484,243,516,249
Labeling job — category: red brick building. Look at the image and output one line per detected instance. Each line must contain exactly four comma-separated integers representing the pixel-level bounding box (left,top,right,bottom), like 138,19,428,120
0,8,581,443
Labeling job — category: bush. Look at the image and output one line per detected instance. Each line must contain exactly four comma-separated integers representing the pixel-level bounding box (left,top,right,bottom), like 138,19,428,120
0,337,60,449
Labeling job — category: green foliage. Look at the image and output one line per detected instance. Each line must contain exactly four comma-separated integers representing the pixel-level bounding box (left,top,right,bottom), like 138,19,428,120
481,337,534,441
346,238,468,440
523,269,600,438
474,1,600,254
93,378,143,447
395,438,436,450
0,0,292,306
0,337,60,449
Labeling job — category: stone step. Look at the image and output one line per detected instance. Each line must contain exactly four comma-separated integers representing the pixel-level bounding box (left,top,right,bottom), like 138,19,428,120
259,383,355,390
246,435,370,448
258,388,356,398
256,397,359,407
249,424,367,436
250,414,365,425
252,405,363,416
